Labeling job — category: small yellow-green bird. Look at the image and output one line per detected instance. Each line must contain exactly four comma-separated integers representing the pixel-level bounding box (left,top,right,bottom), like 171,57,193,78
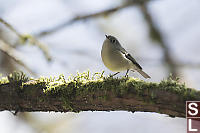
101,35,150,78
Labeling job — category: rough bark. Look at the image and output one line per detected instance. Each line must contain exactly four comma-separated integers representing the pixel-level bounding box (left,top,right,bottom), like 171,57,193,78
0,72,199,118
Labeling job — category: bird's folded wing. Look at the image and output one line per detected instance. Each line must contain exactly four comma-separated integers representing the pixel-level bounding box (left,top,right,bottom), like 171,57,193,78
119,47,142,70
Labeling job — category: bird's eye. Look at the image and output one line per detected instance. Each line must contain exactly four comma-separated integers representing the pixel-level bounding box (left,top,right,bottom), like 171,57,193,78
111,39,116,43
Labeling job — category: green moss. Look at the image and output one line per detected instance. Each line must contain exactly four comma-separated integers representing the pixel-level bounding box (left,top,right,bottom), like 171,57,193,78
37,71,198,106
0,76,9,84
7,71,29,84
20,34,30,44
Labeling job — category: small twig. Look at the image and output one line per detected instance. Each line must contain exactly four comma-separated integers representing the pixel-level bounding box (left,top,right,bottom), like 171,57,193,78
0,18,22,38
36,0,149,37
0,39,36,76
0,17,52,61
21,34,52,61
176,63,200,68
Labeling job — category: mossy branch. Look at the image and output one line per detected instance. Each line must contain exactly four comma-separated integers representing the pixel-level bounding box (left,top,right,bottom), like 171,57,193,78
0,71,199,118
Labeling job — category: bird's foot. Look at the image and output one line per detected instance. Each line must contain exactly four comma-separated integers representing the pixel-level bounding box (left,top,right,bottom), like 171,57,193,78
125,74,129,78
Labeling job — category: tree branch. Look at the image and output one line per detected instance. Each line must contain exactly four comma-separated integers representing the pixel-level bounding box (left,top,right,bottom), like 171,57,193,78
0,40,36,75
35,0,149,37
139,4,179,78
0,17,52,61
0,71,199,118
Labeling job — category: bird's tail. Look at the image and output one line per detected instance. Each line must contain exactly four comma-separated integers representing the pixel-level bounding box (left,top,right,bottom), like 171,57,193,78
137,69,151,79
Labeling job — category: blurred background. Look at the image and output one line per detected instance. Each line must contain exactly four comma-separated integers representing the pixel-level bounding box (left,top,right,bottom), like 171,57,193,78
0,0,200,132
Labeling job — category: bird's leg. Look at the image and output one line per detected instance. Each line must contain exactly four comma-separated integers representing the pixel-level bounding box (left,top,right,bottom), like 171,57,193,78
110,72,120,77
125,69,129,77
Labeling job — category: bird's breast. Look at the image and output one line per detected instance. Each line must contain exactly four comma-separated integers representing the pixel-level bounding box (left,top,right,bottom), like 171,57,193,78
101,41,131,72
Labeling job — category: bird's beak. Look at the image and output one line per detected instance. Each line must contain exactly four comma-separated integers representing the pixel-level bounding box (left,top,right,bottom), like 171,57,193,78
105,34,108,38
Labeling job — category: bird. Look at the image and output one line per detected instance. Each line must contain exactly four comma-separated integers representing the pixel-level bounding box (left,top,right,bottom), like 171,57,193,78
101,35,151,78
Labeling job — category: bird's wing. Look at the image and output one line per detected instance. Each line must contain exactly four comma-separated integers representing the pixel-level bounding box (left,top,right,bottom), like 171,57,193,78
118,47,142,70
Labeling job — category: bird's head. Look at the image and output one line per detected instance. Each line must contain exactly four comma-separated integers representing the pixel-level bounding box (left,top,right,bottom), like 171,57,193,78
105,35,120,46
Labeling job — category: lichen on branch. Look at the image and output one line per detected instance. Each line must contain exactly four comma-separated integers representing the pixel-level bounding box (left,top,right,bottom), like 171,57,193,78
0,71,199,118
